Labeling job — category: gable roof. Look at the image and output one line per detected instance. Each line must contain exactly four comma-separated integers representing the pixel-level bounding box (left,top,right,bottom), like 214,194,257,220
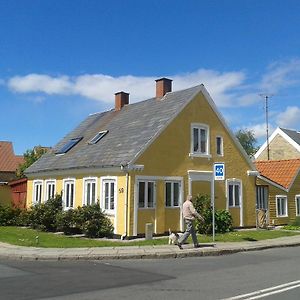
25,84,256,175
255,159,300,191
254,127,300,159
0,141,24,172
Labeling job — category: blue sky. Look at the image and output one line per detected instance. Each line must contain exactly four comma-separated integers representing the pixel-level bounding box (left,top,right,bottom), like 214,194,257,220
1,0,300,155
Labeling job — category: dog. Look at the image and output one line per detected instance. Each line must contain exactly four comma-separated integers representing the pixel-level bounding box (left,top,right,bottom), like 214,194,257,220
168,228,183,245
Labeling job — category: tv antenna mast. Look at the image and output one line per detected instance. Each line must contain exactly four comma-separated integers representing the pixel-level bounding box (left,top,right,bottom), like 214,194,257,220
259,94,273,160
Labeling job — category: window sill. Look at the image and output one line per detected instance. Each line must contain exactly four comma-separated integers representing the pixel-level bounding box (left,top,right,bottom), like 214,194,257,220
189,153,212,159
277,215,288,218
138,207,155,210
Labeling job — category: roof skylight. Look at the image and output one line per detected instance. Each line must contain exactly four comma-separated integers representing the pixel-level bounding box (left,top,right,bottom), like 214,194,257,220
89,130,108,144
55,137,82,154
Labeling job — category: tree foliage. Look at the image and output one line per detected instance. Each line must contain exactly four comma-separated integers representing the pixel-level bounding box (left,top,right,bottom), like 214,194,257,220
16,146,48,178
235,129,259,157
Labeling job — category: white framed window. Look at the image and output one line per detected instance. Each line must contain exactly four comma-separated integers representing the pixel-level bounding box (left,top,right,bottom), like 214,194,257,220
276,195,288,217
296,195,300,216
33,180,43,204
227,179,242,207
45,180,56,202
256,186,268,210
216,136,223,156
101,178,116,214
190,123,210,157
63,179,75,210
138,181,156,208
83,177,97,206
165,181,180,207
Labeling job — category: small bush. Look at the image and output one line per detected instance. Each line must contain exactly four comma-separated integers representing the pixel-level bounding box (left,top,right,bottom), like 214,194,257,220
27,194,63,231
55,204,114,238
77,204,114,238
56,209,82,235
194,194,233,234
0,205,22,226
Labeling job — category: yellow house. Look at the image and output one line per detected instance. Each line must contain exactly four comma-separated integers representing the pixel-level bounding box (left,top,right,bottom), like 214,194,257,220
255,159,300,226
25,78,258,237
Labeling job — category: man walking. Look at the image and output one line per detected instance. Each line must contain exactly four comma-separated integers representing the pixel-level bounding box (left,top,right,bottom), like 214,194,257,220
177,195,204,249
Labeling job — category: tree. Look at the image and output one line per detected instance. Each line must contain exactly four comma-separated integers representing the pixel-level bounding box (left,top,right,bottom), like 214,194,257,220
16,146,48,178
235,129,259,157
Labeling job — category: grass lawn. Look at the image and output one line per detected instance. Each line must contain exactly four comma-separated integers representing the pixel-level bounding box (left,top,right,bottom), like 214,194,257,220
0,226,299,248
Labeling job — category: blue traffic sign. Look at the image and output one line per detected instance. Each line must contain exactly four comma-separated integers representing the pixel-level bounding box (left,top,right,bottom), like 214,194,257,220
214,163,225,180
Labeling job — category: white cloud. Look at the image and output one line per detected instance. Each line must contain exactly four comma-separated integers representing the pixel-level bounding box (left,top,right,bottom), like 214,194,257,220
276,106,300,128
7,69,246,107
260,59,300,93
8,74,73,95
247,123,272,140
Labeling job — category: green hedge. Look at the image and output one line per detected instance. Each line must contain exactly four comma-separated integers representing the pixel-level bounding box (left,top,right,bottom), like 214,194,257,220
0,195,114,238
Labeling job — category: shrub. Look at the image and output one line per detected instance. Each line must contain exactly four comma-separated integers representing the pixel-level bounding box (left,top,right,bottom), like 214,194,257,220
0,205,22,226
77,204,114,238
27,194,63,231
56,209,82,235
55,204,114,238
194,194,233,234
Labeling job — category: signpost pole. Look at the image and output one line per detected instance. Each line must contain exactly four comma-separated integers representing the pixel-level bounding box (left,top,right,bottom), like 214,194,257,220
213,162,225,243
211,177,215,242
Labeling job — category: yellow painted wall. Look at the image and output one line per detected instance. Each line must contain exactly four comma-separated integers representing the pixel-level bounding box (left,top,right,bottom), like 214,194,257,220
27,172,128,235
132,92,257,234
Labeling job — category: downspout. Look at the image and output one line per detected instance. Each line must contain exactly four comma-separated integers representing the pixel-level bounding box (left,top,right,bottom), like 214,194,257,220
120,165,129,240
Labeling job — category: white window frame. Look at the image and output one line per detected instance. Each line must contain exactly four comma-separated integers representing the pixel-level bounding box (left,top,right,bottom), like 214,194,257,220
33,180,43,205
165,181,181,208
276,195,288,217
226,179,242,208
101,177,117,215
296,195,300,216
44,179,56,202
138,180,156,209
63,178,76,210
216,136,224,156
83,177,98,206
190,123,210,157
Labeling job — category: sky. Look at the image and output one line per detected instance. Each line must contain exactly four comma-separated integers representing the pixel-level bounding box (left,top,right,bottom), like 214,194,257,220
1,0,300,155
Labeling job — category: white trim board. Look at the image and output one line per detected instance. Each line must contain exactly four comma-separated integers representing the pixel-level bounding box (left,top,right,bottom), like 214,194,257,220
254,127,300,159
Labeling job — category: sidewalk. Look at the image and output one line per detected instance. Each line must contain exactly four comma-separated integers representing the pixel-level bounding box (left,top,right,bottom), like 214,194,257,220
1,235,300,261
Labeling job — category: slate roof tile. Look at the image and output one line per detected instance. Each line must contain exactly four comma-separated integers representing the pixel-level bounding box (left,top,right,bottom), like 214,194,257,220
25,85,202,174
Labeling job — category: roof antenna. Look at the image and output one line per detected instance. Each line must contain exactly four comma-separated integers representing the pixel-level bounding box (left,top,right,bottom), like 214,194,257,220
259,94,273,160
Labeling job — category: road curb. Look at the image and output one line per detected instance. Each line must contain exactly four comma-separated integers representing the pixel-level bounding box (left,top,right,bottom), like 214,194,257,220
1,241,300,261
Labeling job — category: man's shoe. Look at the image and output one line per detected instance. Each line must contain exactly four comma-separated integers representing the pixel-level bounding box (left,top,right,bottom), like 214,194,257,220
177,243,183,250
194,244,201,248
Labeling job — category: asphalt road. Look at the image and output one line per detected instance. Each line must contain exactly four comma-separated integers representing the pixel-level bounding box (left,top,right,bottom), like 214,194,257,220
0,246,300,300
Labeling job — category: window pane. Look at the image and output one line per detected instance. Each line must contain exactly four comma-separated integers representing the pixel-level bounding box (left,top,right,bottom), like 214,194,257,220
86,183,91,205
173,183,179,207
91,183,96,204
148,182,154,208
110,182,114,210
166,183,171,207
193,128,199,152
138,182,145,208
296,197,300,216
105,183,109,209
216,137,222,155
234,185,240,206
229,185,233,206
70,184,74,207
277,198,281,215
200,129,206,153
66,184,70,207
